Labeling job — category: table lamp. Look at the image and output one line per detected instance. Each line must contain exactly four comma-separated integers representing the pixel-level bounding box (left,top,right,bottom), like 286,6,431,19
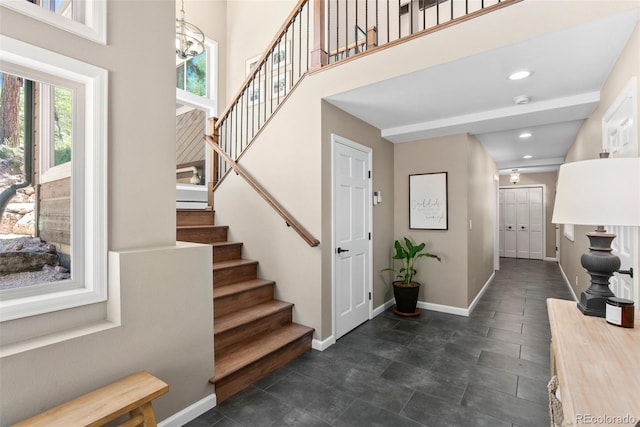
552,157,640,317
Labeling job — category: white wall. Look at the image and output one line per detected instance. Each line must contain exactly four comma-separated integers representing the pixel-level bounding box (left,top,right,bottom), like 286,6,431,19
0,1,214,424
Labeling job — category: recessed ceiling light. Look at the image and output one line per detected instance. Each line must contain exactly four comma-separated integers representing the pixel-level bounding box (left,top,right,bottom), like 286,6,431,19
519,132,532,139
523,155,533,159
508,70,532,80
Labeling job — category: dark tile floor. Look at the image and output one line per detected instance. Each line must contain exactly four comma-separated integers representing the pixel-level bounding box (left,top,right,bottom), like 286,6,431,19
188,258,574,427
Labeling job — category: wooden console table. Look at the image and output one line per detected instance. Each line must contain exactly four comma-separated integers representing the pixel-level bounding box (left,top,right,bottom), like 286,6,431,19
547,298,640,426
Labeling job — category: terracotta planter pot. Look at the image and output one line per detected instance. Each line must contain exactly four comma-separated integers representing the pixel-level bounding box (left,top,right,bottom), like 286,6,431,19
393,281,420,313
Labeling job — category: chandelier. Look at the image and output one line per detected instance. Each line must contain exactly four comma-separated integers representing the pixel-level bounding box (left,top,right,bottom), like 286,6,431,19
176,0,205,60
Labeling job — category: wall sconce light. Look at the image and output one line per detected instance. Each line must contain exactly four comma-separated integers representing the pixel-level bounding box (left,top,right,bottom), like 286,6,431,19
510,169,520,184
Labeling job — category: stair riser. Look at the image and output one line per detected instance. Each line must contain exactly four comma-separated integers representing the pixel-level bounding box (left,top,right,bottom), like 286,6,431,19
215,309,292,354
213,263,257,287
177,227,227,244
177,210,214,226
212,333,312,403
214,285,274,319
213,244,242,263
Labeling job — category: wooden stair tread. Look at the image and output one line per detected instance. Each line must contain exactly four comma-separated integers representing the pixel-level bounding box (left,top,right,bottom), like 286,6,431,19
212,241,241,247
213,258,258,271
212,323,313,383
214,279,274,299
177,207,212,211
215,300,292,335
177,225,224,230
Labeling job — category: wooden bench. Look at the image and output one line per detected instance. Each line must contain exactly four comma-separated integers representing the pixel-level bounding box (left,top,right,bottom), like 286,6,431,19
12,371,169,427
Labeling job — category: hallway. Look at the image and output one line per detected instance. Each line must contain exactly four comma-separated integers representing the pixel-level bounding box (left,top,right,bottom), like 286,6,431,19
189,259,574,427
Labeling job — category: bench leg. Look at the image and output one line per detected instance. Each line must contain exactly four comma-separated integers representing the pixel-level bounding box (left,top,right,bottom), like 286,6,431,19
119,403,156,427
139,402,158,427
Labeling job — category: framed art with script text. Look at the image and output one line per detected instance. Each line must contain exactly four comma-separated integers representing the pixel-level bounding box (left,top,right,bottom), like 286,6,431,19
409,172,448,230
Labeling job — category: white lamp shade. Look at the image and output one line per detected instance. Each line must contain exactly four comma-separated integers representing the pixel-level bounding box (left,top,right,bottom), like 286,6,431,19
552,158,640,226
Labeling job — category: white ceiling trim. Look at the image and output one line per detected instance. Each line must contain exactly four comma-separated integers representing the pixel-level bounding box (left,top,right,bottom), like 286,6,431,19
498,156,565,170
381,91,601,143
498,165,562,175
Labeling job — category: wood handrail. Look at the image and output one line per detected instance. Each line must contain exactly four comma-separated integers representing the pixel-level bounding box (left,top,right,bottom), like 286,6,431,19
205,135,320,248
215,0,310,128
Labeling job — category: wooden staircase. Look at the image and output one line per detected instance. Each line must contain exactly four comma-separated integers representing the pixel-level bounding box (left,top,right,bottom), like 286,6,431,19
176,209,314,403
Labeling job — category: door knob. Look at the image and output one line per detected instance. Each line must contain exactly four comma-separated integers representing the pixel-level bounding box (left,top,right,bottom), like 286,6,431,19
337,247,349,254
521,226,525,230
508,226,512,229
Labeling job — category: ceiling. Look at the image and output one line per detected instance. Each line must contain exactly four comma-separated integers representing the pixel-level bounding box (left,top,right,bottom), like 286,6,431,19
325,8,640,175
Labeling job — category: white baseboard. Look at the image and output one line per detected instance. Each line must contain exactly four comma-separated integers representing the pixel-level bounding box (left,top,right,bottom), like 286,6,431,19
370,274,495,319
372,299,394,317
312,335,335,351
417,300,468,317
558,262,579,302
467,272,495,315
158,394,217,427
544,257,558,262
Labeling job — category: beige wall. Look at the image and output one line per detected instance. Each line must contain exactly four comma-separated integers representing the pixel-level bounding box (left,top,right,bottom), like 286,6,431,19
393,135,470,308
499,171,558,260
213,76,324,338
467,135,497,305
225,0,297,107
0,1,214,424
320,101,395,326
559,23,640,299
391,134,496,309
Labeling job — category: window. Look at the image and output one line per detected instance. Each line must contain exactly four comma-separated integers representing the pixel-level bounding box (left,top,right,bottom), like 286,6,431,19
0,0,106,44
0,35,107,321
38,82,74,183
176,38,217,116
176,51,207,97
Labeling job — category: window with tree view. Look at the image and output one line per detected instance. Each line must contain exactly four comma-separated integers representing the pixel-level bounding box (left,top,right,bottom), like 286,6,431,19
176,51,207,97
52,86,72,166
1,70,73,292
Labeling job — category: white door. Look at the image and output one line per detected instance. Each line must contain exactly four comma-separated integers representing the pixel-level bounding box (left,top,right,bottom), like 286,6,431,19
498,190,505,257
529,187,544,260
603,77,638,306
516,188,530,259
503,189,517,258
333,135,371,339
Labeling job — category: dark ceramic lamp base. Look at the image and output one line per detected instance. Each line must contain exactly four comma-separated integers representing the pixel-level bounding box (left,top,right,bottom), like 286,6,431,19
577,229,619,318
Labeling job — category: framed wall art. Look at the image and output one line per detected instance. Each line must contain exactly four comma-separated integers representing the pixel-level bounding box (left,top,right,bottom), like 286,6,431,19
247,78,264,106
409,172,448,230
246,54,261,76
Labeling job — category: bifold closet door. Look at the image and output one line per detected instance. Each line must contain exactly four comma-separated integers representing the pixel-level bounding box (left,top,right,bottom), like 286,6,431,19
503,189,517,258
498,190,505,257
529,187,544,260
516,188,530,259
500,187,544,260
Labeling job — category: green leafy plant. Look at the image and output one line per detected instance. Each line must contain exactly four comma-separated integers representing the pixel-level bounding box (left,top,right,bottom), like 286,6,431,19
383,237,441,286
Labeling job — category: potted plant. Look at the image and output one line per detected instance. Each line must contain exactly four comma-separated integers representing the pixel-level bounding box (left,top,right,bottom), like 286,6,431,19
383,237,441,316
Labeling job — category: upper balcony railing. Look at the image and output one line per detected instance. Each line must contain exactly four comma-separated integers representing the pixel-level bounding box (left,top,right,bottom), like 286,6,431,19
213,0,520,185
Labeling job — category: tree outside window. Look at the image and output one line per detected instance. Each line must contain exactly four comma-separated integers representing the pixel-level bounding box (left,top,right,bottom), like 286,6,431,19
176,51,207,97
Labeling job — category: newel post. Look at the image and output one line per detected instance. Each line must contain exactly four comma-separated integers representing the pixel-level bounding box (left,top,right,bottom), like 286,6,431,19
310,0,327,69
